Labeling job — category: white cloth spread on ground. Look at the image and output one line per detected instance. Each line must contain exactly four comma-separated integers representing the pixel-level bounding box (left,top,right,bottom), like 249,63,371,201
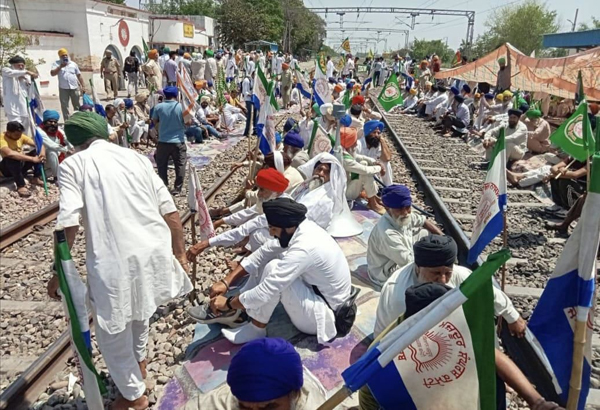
366,212,427,286
374,263,520,338
239,220,351,343
57,140,192,335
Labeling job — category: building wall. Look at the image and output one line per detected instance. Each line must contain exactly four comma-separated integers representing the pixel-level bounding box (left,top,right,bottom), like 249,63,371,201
150,17,210,50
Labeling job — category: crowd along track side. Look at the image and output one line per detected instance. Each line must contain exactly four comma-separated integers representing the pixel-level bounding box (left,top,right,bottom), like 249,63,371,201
0,164,240,410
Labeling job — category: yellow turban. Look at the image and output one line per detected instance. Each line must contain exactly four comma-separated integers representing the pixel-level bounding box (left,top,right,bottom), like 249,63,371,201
502,90,513,99
148,49,158,59
409,88,417,95
495,94,504,102
58,48,68,57
184,52,191,59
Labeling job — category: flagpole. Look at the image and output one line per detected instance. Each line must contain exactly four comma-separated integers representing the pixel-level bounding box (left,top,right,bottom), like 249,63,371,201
26,96,49,196
316,385,352,410
566,309,589,410
500,211,508,291
188,211,199,305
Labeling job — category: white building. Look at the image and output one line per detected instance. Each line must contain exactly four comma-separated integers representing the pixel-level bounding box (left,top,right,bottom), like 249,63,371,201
0,0,215,98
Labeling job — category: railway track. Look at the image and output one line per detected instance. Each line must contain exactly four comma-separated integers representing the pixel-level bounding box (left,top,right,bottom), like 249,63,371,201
0,163,241,410
370,98,600,407
0,203,60,251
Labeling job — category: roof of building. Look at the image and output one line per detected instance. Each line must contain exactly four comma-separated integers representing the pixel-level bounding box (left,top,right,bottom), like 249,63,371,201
542,29,600,49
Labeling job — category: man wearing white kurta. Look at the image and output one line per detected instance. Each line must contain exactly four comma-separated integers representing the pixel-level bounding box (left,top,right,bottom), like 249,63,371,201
202,198,351,345
480,109,528,162
47,112,192,410
2,56,38,132
424,84,449,117
357,120,393,186
367,185,442,286
374,235,526,339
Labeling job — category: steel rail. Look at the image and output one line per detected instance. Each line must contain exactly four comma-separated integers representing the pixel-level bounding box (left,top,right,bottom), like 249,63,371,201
0,203,60,250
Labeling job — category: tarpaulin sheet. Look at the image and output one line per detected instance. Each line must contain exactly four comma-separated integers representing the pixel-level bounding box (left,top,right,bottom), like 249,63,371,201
435,43,600,100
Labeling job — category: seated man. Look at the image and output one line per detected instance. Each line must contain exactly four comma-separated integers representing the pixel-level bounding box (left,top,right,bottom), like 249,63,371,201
396,88,418,113
357,120,393,186
37,110,73,179
524,108,551,154
341,127,386,214
374,234,525,338
190,168,289,255
193,198,352,345
441,94,470,137
348,104,365,139
283,129,309,169
196,96,222,139
221,97,246,132
361,282,564,410
475,108,528,163
184,338,326,410
0,121,45,197
422,85,448,120
367,185,442,286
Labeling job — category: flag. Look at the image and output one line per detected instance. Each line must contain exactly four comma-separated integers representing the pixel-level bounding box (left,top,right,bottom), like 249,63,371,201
88,79,106,117
575,70,585,106
177,68,199,122
361,77,372,92
313,55,331,107
342,90,351,110
187,163,215,240
550,102,595,162
377,72,403,112
452,50,461,67
341,250,509,409
29,81,44,126
341,38,351,53
142,37,149,58
256,81,277,155
368,49,374,60
26,96,49,196
596,114,600,153
467,127,507,264
252,64,278,112
528,154,600,409
54,228,106,408
294,62,311,99
336,57,345,73
306,120,335,157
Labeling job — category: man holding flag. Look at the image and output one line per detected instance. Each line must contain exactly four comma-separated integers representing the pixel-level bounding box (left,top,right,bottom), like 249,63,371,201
47,112,192,410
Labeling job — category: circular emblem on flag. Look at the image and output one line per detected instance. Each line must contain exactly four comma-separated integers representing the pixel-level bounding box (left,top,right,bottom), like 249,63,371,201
472,182,500,233
311,133,332,156
118,20,130,47
565,113,584,146
381,82,400,102
315,79,329,99
318,55,327,74
400,320,471,386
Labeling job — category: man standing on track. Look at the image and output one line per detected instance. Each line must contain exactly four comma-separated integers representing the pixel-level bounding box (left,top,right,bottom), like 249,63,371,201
47,111,192,410
51,49,85,120
100,50,121,100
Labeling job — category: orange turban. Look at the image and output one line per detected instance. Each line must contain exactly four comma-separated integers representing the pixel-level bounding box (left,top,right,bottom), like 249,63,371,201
256,168,289,193
352,95,365,106
333,84,344,93
340,127,358,149
589,103,599,115
195,80,206,90
282,63,290,70
148,49,158,59
184,52,191,59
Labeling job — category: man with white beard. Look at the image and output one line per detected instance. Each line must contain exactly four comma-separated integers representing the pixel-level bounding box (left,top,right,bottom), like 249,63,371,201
366,185,442,286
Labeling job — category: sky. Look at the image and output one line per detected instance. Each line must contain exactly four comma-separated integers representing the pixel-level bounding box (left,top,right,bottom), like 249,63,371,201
127,0,597,52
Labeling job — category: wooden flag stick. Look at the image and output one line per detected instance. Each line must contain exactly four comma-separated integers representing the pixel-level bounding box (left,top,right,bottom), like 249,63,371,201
188,212,199,305
500,210,508,291
566,312,589,410
316,385,352,410
554,158,577,180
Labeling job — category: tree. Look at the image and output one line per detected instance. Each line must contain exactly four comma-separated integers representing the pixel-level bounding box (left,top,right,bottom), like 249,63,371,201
468,0,560,57
145,0,217,18
103,0,126,4
577,17,600,31
409,38,455,64
0,27,45,72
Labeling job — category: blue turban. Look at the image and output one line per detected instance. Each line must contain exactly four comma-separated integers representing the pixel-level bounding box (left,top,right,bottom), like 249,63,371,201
340,114,352,127
364,120,384,137
284,130,304,148
462,84,471,94
328,77,336,84
346,82,353,90
519,103,530,113
227,338,303,403
283,118,296,133
275,132,282,144
382,184,412,209
484,93,494,100
163,86,178,99
454,95,465,104
207,80,214,87
405,86,411,92
43,110,60,122
124,98,134,109
450,86,459,96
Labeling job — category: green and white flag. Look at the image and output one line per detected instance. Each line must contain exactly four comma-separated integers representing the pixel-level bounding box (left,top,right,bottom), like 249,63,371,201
341,250,510,409
550,102,595,161
377,72,403,112
55,228,106,406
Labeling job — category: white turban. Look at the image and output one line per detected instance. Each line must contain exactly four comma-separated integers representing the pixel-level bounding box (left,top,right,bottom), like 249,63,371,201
297,152,347,215
200,95,211,104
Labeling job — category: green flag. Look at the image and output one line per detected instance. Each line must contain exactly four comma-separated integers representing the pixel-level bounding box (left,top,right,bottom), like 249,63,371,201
596,115,600,153
550,102,595,162
142,38,149,58
342,90,351,110
377,72,403,112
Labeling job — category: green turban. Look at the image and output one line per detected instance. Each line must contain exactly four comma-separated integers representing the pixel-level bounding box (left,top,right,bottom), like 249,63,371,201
163,46,170,53
498,57,506,65
205,49,214,57
526,109,542,119
312,102,321,117
65,111,109,146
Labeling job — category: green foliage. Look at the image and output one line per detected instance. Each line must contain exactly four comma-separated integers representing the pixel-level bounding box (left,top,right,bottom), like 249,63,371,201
145,0,217,17
577,17,600,31
103,0,126,4
282,0,326,56
468,0,560,57
410,38,455,63
0,27,45,72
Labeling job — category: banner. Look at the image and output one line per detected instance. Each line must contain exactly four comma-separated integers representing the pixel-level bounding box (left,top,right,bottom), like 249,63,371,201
377,72,404,112
313,55,331,106
341,38,351,53
176,68,199,121
549,102,594,162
